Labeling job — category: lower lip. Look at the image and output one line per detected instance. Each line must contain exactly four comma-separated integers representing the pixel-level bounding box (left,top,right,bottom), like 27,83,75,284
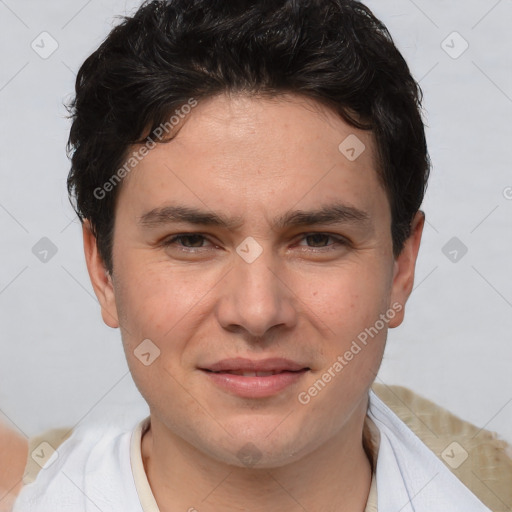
201,369,308,398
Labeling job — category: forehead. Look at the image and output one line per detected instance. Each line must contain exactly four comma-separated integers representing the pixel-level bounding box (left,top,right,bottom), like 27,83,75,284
115,93,389,229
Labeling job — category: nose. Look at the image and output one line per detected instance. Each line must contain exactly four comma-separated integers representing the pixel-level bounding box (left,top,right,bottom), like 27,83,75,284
215,245,298,341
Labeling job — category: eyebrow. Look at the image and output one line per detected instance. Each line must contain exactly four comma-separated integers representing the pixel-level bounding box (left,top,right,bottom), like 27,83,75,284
138,202,371,231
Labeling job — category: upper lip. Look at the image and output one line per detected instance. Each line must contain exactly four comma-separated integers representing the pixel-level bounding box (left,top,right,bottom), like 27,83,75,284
201,357,309,373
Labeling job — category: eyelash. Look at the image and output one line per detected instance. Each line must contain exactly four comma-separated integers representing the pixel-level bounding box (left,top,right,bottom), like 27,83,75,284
161,233,350,254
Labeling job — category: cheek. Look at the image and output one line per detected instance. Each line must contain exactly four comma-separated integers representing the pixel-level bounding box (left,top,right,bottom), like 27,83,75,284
306,262,392,334
113,269,190,404
296,268,390,409
114,261,201,337
113,261,221,399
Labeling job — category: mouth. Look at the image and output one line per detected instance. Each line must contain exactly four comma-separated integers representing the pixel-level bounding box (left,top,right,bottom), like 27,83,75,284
203,369,308,377
199,358,310,398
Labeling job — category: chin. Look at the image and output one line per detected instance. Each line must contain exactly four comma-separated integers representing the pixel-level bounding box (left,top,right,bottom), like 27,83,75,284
198,417,314,469
215,442,306,470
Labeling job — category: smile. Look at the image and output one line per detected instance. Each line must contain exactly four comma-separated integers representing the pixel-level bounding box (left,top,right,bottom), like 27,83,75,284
199,358,310,398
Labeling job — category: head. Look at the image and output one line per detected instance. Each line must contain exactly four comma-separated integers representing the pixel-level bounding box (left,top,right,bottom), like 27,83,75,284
70,0,429,468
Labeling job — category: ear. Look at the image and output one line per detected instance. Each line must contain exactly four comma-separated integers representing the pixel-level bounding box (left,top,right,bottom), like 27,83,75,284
82,219,120,328
388,211,425,328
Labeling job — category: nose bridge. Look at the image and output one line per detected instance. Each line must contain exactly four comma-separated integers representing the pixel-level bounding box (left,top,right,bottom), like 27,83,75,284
216,240,296,337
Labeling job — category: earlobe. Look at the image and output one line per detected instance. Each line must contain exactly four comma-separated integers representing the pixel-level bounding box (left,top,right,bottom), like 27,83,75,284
82,219,120,329
388,211,425,328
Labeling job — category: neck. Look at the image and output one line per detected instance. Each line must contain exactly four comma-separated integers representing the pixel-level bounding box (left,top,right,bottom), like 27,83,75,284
141,402,373,512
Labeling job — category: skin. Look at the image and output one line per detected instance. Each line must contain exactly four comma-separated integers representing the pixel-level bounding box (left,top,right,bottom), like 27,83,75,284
0,423,27,512
83,92,424,512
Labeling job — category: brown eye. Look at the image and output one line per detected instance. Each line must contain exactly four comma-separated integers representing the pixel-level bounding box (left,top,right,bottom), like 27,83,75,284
162,234,213,250
175,235,206,247
304,234,332,247
297,233,348,250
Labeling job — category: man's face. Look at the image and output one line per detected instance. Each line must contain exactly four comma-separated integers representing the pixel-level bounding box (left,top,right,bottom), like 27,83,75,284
85,93,421,467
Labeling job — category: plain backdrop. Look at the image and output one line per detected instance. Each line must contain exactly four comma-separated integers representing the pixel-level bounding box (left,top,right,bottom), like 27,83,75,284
0,0,511,445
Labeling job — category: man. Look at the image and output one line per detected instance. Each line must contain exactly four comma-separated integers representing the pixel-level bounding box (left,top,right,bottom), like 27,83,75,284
10,0,512,511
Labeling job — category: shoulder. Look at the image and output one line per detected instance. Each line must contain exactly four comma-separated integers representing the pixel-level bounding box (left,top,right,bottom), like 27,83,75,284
0,422,28,512
12,420,143,512
1,425,73,511
371,383,512,512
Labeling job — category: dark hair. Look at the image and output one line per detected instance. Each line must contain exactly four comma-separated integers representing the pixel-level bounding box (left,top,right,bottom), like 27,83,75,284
66,0,430,275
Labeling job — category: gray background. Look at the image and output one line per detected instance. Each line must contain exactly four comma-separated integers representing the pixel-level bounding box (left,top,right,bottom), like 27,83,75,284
0,0,511,445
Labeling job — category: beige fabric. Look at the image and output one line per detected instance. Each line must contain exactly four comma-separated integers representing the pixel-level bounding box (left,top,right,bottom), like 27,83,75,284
21,385,512,511
22,427,73,486
364,477,378,512
371,383,512,512
130,418,160,512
